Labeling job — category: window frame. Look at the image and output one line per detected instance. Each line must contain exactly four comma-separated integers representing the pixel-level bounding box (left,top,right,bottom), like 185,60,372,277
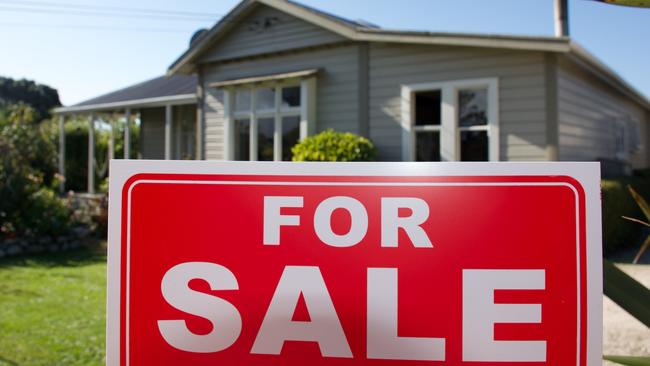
223,77,316,161
401,77,499,162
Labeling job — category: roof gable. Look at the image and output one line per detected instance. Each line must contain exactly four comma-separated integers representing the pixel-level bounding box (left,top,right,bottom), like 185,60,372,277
198,3,345,64
168,0,362,75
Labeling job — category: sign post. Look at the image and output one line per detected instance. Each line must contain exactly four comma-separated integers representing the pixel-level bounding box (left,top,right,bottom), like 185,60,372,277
107,161,602,365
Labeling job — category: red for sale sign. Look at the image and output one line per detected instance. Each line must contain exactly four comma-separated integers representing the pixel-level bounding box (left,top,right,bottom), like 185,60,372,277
107,162,602,366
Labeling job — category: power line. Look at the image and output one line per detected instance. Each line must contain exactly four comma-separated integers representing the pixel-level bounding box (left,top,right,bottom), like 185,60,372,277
0,5,219,22
0,0,224,18
0,21,196,33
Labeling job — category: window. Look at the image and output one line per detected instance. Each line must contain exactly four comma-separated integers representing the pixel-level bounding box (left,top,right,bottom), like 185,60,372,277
224,79,315,161
401,78,499,162
614,118,643,161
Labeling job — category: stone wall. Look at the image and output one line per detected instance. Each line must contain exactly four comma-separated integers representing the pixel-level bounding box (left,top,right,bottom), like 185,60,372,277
0,226,92,259
0,193,107,259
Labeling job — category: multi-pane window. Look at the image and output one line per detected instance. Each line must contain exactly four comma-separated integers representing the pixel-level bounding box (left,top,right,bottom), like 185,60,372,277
230,85,302,161
405,78,498,162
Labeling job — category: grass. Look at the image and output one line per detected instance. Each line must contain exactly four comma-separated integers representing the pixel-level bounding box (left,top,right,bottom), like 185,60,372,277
0,247,106,366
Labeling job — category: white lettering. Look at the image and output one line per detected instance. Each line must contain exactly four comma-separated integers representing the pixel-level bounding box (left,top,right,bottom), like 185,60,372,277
367,268,446,361
251,266,352,358
158,262,242,353
314,196,368,247
462,269,546,362
263,196,303,245
381,197,432,248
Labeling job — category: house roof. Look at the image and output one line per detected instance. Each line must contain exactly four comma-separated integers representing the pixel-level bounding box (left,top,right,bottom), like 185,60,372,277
167,0,649,110
54,74,197,114
167,0,570,76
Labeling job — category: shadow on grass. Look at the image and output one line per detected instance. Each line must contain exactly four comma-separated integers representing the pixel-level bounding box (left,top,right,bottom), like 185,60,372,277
0,240,107,269
0,355,20,365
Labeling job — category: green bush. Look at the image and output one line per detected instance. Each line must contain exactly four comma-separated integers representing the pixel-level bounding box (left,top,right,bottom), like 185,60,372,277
18,188,71,237
0,103,70,239
292,129,377,162
602,175,650,254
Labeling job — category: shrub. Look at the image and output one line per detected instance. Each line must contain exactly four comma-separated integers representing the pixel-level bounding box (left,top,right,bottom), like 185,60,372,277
292,129,377,162
601,175,650,254
18,187,71,237
0,103,70,239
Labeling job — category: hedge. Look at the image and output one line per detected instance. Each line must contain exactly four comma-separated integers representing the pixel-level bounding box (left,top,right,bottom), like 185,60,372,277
292,129,376,162
601,172,650,254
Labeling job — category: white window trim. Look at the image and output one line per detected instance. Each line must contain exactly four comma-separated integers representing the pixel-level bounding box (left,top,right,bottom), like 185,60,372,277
223,77,316,161
401,77,499,162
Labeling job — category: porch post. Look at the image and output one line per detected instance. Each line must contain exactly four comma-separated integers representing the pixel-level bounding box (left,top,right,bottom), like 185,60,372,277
108,115,115,163
88,113,95,194
165,104,172,160
124,108,131,159
58,114,66,193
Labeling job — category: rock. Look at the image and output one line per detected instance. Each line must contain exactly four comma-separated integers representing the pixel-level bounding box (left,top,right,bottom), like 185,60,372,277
48,244,59,253
38,237,50,245
73,226,91,238
6,245,22,256
0,249,5,258
30,245,45,253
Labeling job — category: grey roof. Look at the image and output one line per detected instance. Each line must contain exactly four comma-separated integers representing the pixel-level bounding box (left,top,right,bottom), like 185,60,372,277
74,74,196,107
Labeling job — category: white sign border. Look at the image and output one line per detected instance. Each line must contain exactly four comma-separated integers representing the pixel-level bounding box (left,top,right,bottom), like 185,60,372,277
107,161,602,366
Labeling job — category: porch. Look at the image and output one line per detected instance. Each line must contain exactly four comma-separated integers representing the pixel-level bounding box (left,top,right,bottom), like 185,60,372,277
53,74,198,193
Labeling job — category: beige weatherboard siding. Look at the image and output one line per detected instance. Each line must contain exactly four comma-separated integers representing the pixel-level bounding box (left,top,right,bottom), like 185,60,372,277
140,108,165,159
140,106,197,160
369,44,548,161
201,43,361,160
198,4,345,64
557,57,649,169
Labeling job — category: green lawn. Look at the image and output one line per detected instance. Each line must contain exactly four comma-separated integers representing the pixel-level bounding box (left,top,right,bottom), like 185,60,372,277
0,248,106,366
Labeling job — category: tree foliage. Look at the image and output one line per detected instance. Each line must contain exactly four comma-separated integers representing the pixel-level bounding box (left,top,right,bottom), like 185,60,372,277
0,76,61,120
0,103,69,238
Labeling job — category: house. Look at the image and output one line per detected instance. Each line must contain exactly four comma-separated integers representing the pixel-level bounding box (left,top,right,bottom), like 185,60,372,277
54,0,650,192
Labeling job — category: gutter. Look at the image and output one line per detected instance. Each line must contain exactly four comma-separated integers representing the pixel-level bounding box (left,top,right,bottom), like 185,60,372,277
53,93,197,114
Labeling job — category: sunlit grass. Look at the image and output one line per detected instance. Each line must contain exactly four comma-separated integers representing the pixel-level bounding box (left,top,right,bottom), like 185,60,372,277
0,248,106,366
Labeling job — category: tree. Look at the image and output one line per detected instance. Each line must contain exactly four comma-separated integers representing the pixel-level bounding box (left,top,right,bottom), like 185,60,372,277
0,76,61,120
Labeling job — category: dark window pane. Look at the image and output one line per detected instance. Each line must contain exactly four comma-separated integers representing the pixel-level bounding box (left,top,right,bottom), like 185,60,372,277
234,119,250,161
460,130,488,161
282,86,301,108
415,90,441,126
458,89,488,127
282,116,301,161
416,131,441,161
258,117,275,161
256,88,275,110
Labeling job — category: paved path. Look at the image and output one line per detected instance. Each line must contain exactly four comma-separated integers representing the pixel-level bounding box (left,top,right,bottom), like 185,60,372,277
603,264,650,365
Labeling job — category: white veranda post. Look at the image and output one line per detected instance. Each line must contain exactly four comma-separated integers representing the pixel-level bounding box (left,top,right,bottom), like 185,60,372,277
87,113,96,194
165,104,172,160
124,108,131,159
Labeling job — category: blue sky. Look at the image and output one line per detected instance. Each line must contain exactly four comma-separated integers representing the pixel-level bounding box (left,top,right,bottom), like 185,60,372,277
0,0,648,105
